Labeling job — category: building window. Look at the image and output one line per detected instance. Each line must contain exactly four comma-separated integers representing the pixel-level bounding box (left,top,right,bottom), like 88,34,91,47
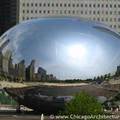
93,4,96,7
52,3,54,7
106,4,108,8
35,10,37,13
56,3,58,7
60,3,62,7
114,4,116,8
27,10,29,13
77,4,79,7
23,10,25,13
27,3,29,7
81,4,83,7
98,4,100,7
23,3,25,6
39,10,41,13
110,4,112,8
89,11,92,14
68,4,71,7
39,3,41,7
89,4,91,7
72,10,75,14
43,3,46,7
35,3,37,7
43,10,46,14
68,10,71,14
93,11,96,14
47,10,50,14
97,18,100,21
73,4,75,7
85,4,87,7
118,18,120,22
64,4,67,7
31,3,33,7
106,11,108,14
81,11,83,14
110,11,112,15
31,10,33,13
97,11,100,14
47,3,50,7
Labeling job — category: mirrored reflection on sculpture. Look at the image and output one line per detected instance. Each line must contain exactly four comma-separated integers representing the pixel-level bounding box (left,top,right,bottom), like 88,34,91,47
0,18,120,80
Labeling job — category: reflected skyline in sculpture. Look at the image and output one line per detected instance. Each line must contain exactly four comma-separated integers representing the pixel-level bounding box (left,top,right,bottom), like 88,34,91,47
1,18,120,80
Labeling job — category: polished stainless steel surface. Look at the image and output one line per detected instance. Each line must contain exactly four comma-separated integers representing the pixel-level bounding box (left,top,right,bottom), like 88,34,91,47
0,18,120,80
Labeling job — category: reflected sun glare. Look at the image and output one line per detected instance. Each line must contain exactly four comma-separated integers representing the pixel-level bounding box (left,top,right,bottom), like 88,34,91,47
67,44,87,61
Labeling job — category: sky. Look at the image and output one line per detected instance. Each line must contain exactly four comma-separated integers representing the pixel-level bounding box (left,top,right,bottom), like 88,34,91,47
1,18,120,80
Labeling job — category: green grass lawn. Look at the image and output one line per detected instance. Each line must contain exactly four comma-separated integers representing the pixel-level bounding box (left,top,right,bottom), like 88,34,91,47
0,92,17,105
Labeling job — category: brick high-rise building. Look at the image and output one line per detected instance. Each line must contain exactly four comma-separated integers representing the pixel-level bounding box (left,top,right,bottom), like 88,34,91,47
18,0,120,32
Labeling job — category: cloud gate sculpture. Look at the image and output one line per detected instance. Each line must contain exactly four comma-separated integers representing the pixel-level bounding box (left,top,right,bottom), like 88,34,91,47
1,17,120,113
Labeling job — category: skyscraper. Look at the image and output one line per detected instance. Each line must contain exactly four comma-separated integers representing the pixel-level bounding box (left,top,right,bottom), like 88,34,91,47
36,67,47,81
8,55,14,77
17,60,26,81
2,50,12,73
116,65,120,76
26,60,35,81
0,0,19,35
0,52,3,73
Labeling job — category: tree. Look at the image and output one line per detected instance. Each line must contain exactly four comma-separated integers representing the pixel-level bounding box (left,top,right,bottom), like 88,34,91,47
62,92,103,115
100,75,104,80
107,73,111,78
104,74,108,80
